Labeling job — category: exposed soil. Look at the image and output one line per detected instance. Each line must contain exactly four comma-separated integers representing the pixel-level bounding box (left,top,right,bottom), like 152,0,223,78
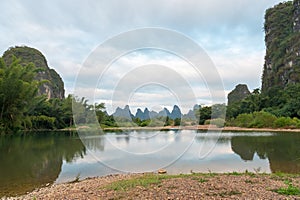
102,125,300,133
6,173,300,200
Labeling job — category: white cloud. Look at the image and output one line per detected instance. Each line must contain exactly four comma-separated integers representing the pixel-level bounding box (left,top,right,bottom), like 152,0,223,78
0,0,284,111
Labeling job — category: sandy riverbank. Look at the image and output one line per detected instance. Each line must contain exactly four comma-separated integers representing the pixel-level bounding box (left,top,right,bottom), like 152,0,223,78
101,125,300,133
7,172,300,200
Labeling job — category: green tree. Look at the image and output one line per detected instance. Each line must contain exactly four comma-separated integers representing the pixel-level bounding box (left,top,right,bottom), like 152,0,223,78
211,104,226,119
0,58,40,132
164,116,172,126
174,118,181,126
198,106,212,125
59,94,74,127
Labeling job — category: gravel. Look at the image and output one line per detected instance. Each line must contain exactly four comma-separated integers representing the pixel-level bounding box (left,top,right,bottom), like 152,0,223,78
4,173,300,200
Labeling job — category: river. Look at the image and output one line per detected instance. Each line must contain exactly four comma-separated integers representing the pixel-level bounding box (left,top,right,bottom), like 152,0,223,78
0,130,299,197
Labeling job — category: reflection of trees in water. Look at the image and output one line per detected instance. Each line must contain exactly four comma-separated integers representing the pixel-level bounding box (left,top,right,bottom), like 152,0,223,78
231,133,300,173
115,135,130,144
77,130,108,151
195,135,231,145
81,136,106,151
0,131,86,197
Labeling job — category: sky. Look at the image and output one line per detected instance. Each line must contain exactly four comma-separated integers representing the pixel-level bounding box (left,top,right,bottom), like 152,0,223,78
0,0,284,114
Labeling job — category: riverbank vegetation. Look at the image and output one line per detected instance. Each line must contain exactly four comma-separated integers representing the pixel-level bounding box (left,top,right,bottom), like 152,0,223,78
226,85,300,128
0,58,116,133
1,58,300,134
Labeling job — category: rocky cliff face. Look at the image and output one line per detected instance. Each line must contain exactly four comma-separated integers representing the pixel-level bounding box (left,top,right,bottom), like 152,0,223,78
2,46,64,99
113,105,134,119
262,0,300,92
227,84,251,105
114,105,183,120
170,105,182,119
135,108,150,120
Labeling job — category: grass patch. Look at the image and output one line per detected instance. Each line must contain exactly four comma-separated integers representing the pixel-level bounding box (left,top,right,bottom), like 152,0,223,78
227,171,242,176
105,173,210,191
274,180,300,196
271,172,300,181
245,179,255,184
206,170,217,177
191,177,208,183
198,178,208,183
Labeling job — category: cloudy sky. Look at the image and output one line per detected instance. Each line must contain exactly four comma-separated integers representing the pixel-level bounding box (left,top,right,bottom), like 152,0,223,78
0,0,283,114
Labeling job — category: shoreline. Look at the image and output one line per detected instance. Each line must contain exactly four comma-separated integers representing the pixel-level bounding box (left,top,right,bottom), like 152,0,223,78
8,172,300,199
86,125,300,133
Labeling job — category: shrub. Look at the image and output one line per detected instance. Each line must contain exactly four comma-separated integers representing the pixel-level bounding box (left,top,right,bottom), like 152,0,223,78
30,115,56,129
250,111,277,128
274,117,296,128
229,111,277,128
205,118,225,127
234,113,254,128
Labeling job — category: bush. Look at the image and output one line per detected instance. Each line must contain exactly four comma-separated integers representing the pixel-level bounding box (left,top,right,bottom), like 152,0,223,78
274,117,296,128
30,115,56,129
229,111,277,128
205,118,225,127
233,113,254,128
294,118,300,128
250,111,277,128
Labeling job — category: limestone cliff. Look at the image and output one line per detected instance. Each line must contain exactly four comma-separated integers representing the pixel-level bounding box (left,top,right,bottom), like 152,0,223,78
262,0,300,92
227,84,251,106
2,46,64,99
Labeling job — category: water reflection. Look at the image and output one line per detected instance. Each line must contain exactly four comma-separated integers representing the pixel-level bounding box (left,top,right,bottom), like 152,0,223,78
231,133,300,173
1,130,300,197
0,131,85,197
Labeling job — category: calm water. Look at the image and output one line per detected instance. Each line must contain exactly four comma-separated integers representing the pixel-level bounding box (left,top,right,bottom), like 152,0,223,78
1,130,300,197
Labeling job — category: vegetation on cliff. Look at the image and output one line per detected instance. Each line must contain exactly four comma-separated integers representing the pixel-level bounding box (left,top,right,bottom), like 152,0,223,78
262,0,300,92
0,56,73,132
2,46,65,99
227,83,300,128
228,0,300,128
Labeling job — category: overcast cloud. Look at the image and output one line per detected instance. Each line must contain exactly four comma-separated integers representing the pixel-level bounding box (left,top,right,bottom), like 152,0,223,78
0,0,283,113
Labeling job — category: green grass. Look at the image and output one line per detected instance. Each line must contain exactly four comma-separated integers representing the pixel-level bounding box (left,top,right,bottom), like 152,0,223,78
271,172,300,181
104,173,211,191
227,171,242,176
104,172,300,195
198,178,208,183
274,180,300,196
105,174,168,191
245,179,255,184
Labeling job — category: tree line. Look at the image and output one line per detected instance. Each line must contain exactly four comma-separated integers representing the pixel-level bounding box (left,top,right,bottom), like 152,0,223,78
0,58,117,133
226,85,300,128
1,57,299,133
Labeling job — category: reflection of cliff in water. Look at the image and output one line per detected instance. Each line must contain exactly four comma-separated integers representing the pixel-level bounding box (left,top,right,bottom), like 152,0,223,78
231,133,300,173
0,131,86,197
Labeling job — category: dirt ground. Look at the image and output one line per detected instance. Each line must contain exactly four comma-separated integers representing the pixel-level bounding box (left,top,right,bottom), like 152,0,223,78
7,173,300,200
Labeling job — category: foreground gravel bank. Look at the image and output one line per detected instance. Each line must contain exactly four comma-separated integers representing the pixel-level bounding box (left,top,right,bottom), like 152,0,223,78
6,173,300,200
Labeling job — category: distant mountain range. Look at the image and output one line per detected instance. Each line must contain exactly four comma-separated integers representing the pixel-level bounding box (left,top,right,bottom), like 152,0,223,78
112,104,200,120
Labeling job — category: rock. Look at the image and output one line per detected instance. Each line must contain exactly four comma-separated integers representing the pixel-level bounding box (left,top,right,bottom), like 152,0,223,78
158,169,167,174
113,105,134,120
170,105,182,120
135,108,150,120
227,84,251,105
2,46,64,99
158,108,171,117
262,0,300,92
